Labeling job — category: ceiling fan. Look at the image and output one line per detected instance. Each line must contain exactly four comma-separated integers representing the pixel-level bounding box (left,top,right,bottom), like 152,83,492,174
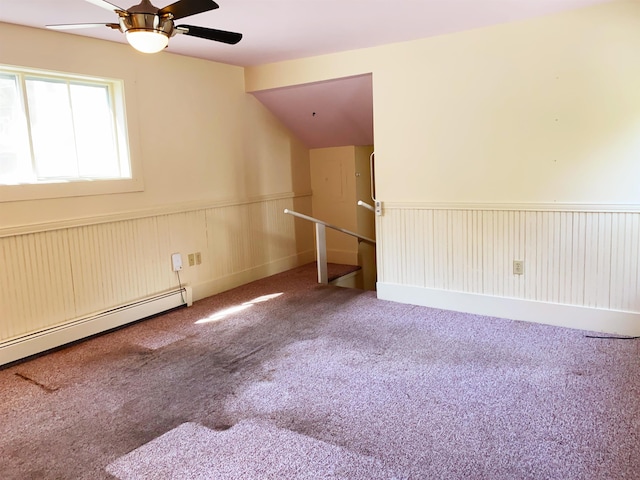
47,0,242,54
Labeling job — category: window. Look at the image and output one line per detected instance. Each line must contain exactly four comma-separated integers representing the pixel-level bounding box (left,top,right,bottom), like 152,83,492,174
0,65,137,200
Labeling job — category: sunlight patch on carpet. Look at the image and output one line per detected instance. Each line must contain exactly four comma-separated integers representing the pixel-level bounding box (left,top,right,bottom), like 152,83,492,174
106,419,406,479
126,328,187,350
195,292,283,324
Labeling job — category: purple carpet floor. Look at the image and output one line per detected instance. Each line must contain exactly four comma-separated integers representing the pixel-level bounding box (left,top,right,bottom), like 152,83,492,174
0,263,639,479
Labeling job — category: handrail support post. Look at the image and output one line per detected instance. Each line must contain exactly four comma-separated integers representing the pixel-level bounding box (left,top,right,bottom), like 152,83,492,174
315,223,328,284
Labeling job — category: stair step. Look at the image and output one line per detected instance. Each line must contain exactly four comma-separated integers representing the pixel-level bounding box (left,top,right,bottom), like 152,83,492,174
327,263,361,282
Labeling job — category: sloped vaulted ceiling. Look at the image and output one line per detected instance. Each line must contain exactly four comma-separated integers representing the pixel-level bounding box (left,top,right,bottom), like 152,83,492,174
252,75,374,149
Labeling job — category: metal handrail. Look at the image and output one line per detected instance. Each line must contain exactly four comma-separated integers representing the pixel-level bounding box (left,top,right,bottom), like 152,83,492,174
284,208,376,285
357,200,375,212
370,151,376,202
283,209,375,245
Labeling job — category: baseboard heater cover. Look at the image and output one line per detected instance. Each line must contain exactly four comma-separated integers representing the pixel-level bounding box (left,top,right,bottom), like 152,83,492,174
0,286,192,367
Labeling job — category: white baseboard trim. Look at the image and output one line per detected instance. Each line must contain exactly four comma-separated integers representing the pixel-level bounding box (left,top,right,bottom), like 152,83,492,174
0,286,192,367
191,250,316,302
377,282,640,336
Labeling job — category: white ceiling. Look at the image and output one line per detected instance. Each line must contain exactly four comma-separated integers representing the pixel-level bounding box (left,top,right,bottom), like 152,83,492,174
0,0,612,148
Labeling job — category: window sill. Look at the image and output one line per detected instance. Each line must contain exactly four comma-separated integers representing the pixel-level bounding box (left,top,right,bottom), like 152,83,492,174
0,177,144,202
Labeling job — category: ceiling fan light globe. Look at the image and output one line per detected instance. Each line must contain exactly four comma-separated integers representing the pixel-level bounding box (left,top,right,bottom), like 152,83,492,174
125,30,169,53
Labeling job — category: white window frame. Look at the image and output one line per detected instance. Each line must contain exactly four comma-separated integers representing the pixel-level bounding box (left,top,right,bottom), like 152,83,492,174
0,64,143,202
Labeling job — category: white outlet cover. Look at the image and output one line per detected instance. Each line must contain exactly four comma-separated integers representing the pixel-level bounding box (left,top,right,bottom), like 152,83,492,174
171,253,183,271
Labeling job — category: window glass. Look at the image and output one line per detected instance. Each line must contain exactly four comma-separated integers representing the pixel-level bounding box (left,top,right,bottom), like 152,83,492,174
0,74,32,184
26,77,78,178
0,66,132,189
71,83,119,178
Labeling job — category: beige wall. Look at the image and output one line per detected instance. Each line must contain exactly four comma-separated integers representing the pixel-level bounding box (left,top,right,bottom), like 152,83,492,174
246,1,640,333
310,146,358,264
0,23,311,227
246,0,640,206
354,146,376,291
371,2,640,205
0,24,314,349
354,146,375,241
309,145,375,286
4,0,640,343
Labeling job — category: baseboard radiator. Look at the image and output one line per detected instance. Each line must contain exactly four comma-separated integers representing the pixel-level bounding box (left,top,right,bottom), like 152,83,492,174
0,286,192,367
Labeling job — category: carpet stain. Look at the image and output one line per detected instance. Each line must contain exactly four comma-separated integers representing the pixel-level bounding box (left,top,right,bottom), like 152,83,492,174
14,372,58,393
224,342,273,372
212,424,234,431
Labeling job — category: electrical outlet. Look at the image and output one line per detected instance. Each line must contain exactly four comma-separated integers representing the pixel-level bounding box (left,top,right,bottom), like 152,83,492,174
513,260,524,275
188,253,195,267
195,252,202,265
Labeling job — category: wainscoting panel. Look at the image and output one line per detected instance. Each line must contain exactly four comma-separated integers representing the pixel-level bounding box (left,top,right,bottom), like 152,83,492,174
378,206,640,314
0,231,75,340
0,194,310,347
68,217,170,317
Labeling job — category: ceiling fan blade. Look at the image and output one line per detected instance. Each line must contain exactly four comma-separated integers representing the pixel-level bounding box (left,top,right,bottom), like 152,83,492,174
46,23,120,30
158,0,219,20
176,25,242,44
85,0,125,12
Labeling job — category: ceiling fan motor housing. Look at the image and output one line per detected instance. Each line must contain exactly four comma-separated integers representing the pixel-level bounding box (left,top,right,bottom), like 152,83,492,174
45,0,241,50
118,12,175,38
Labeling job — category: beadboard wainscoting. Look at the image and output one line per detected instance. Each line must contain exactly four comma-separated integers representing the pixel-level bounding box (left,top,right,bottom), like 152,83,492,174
377,204,640,335
0,194,314,364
